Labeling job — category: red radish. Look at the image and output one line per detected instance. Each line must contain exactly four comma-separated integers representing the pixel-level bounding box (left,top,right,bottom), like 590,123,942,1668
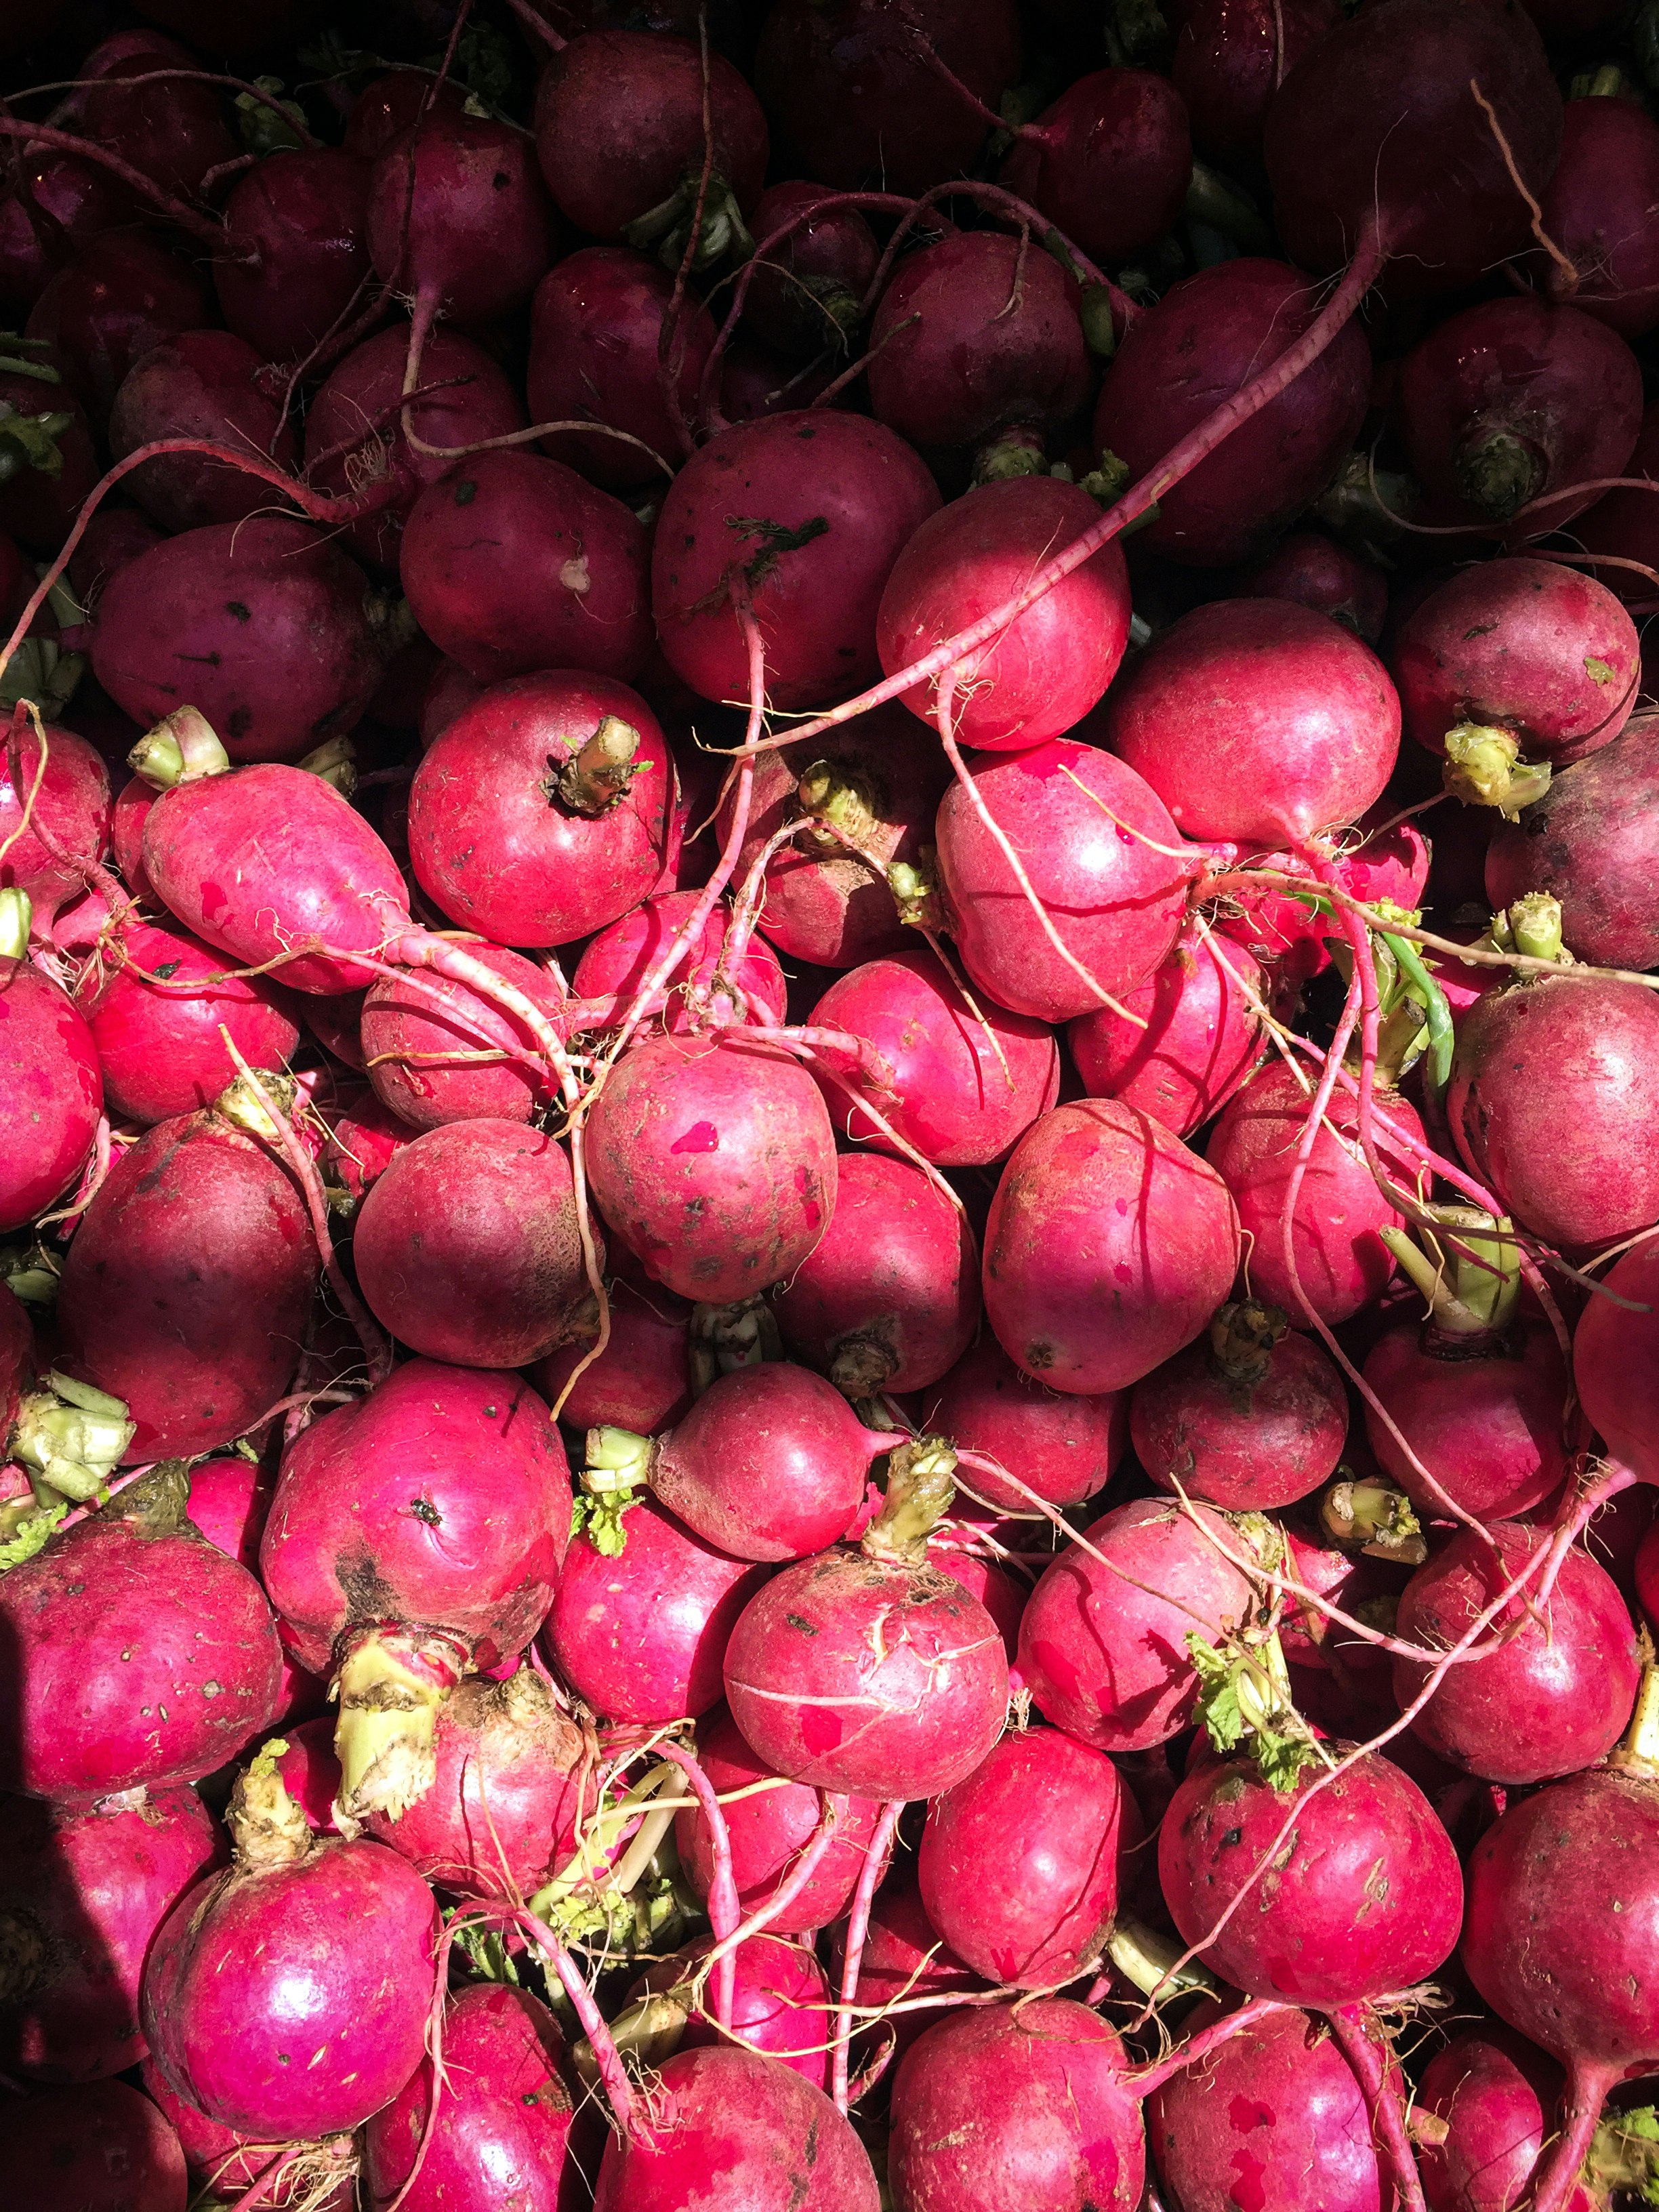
1132,1301,1349,1512
879,476,1131,750
1017,1496,1256,1751
743,183,880,359
720,337,848,421
0,1784,222,2083
755,0,1021,197
1092,261,1370,569
364,1982,580,2212
1449,975,1659,1249
1216,803,1430,988
1246,531,1389,644
344,72,467,161
634,1932,834,2086
0,150,134,318
1393,1525,1639,1784
25,230,216,420
305,323,527,576
79,35,235,201
1485,716,1659,971
528,248,715,490
1148,1998,1382,2212
574,890,788,1033
837,1879,982,2062
923,1334,1126,1510
0,1465,283,1807
14,2078,186,2212
143,1748,438,2140
108,331,298,535
0,342,99,558
367,109,556,327
1069,922,1265,1139
929,1540,1036,1657
1536,94,1659,340
935,741,1197,1024
592,2044,878,2211
215,147,373,366
534,1270,695,1435
316,1080,409,1210
361,943,567,1131
78,917,302,1125
0,720,110,918
653,412,943,713
1160,1742,1464,2005
0,928,100,1232
983,1099,1242,1393
675,1704,888,1933
888,1999,1144,2212
1416,2025,1597,2212
1000,68,1190,266
1173,0,1340,165
1207,1063,1427,1327
809,947,1059,1166
546,1495,769,1724
1576,395,1659,602
1574,1240,1659,1485
140,2054,358,2211
585,1033,837,1302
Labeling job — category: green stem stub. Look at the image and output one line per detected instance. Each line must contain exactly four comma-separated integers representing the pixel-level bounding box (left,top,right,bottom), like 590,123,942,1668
128,707,231,790
213,1068,298,1140
1107,1913,1217,2001
1442,724,1552,819
887,852,942,931
1454,429,1546,520
1586,2106,1659,2207
11,1373,135,1503
1612,1650,1659,1779
797,760,878,848
862,1438,958,1565
332,1627,466,1825
1318,1476,1427,1565
1380,1205,1521,1339
575,1426,655,1555
1187,1629,1322,1793
295,734,358,797
555,716,642,816
0,889,30,962
1208,1299,1286,1389
228,1737,313,1869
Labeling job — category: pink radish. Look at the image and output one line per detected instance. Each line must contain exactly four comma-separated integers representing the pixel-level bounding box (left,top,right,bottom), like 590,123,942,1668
1575,1242,1659,1486
316,1080,409,1211
632,1932,834,2086
0,720,110,917
269,1719,344,1837
923,1334,1126,1511
534,1269,695,1435
215,147,373,367
360,941,567,1131
1215,803,1429,989
15,2078,186,2212
1173,0,1339,165
0,925,102,1232
983,1099,1242,1393
573,890,787,1033
1536,91,1659,339
367,108,555,328
1485,716,1659,971
25,231,216,424
1416,2024,1598,2212
1246,531,1389,643
140,2054,358,2211
1069,922,1266,1139
1001,67,1191,265
836,1879,982,2063
743,183,880,359
930,1543,1027,1661
108,330,298,535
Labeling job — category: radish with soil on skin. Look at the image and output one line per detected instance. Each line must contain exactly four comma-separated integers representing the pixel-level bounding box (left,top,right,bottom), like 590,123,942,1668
999,67,1191,266
24,231,217,427
261,1361,571,1822
1485,715,1659,970
214,147,373,369
1416,2024,1601,2212
1536,90,1659,340
367,107,556,333
14,2077,187,2212
1069,923,1266,1140
360,943,568,1131
1173,0,1340,165
1245,531,1389,643
1392,1523,1640,1784
573,890,788,1033
1016,1496,1257,1752
0,899,102,1233
107,331,300,535
742,183,880,359
0,1464,283,1807
1131,1301,1349,1512
534,1269,695,1435
983,1099,1242,1393
0,720,110,920
923,1334,1126,1512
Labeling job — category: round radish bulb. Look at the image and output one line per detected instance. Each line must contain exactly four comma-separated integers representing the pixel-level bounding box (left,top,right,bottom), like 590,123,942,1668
1173,0,1340,165
77,918,302,1126
586,1033,837,1302
91,518,385,766
1017,1496,1256,1751
983,1099,1241,1393
0,1465,283,1807
1069,922,1265,1139
1536,94,1659,340
528,247,715,491
0,946,102,1233
367,110,555,327
107,331,298,535
889,1999,1143,2212
1485,716,1659,972
14,2078,186,2212
774,1155,979,1395
923,1334,1125,1511
215,148,373,367
878,477,1131,751
652,411,941,712
365,1982,579,2211
573,890,788,1033
935,741,1197,1024
305,323,527,576
1449,975,1659,1250
1245,531,1389,643
345,71,468,161
80,37,235,200
0,150,133,319
1575,1240,1659,1486
1216,804,1430,989
1159,1744,1463,2006
546,1496,769,1725
743,183,880,359
1577,397,1659,604
317,1081,409,1210
407,672,671,945
1397,298,1641,535
140,2053,357,2210
0,723,110,918
24,231,214,428
1000,67,1190,265
361,943,567,1130
401,453,652,687
1132,1301,1348,1512
1107,600,1400,844
1278,1529,1405,1679
0,1784,222,2083
1148,1997,1380,2212
837,1880,983,2063
1207,1062,1427,1326
534,1271,695,1435
1092,261,1370,569
928,1544,1038,1660
268,1718,344,1836
634,1932,834,2087
143,1748,438,2141
592,2044,878,2211
675,1704,888,1933
261,1363,571,1820
755,0,1021,198
1393,1524,1639,1784
1416,2024,1598,2212
809,947,1059,1167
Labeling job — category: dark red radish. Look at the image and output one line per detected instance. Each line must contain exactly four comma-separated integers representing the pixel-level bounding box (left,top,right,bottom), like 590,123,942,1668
1245,531,1388,643
344,72,468,163
1536,94,1659,340
1576,397,1659,603
305,323,527,577
633,1932,834,2087
836,1879,982,2063
0,1465,283,1807
889,1999,1143,2212
1160,1742,1463,2005
923,1334,1125,1511
1574,1238,1659,1487
592,2044,878,2211
316,1080,410,1210
534,1271,695,1435
25,230,216,421
0,150,134,319
1393,1524,1639,1784
0,720,110,918
1417,2025,1597,2212
1017,1496,1256,1751
367,110,556,327
0,1784,222,2083
573,890,787,1033
143,1748,438,2140
720,337,848,422
528,248,714,491
1449,975,1659,1250
1207,1062,1427,1327
182,1454,273,1574
934,741,1197,1024
1263,0,1562,296
743,183,880,359
1149,1998,1381,2212
0,937,100,1232
140,2053,358,2211
1069,924,1265,1140
106,330,297,535
755,0,1021,198
653,411,941,713
1000,68,1191,268
1485,716,1659,971
675,1704,887,1933
77,917,302,1125
1132,1301,1349,1511
14,2078,186,2212
214,148,372,367
79,36,236,201
1173,0,1340,165
0,344,99,560
401,453,652,688
585,1033,837,1303
809,947,1059,1166
361,943,567,1131
1216,802,1430,988
878,476,1131,751
983,1099,1241,1393
1092,260,1370,570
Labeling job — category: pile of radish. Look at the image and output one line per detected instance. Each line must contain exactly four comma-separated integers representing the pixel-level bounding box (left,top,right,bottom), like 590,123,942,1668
7,0,1659,2206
